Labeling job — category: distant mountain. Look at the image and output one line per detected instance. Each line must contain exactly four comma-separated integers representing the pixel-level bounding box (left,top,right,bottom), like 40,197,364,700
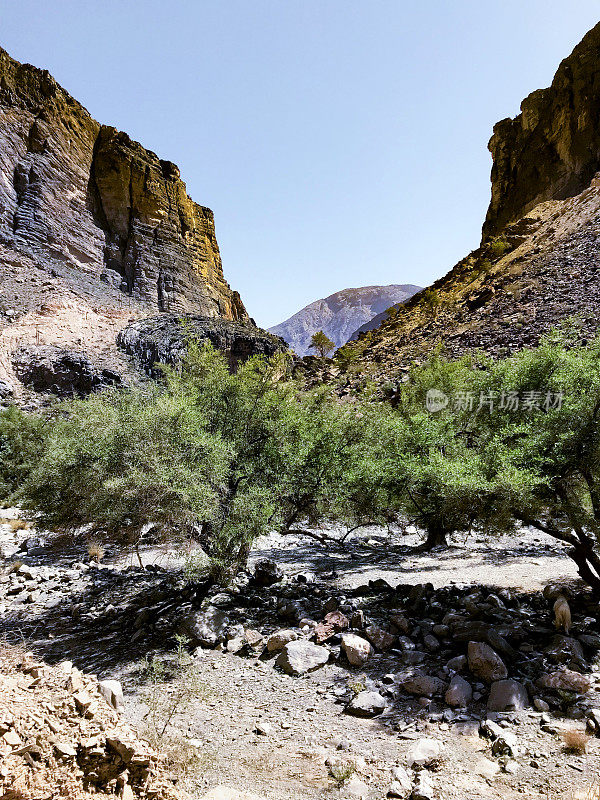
269,284,421,356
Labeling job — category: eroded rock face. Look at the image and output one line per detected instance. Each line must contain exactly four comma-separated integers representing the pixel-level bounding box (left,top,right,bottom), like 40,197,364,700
117,315,286,375
483,22,600,239
12,344,123,397
0,45,247,319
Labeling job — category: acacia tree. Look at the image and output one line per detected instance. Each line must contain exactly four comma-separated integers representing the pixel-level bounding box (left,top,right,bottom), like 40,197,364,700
309,330,335,358
19,386,228,561
375,352,514,550
161,342,384,576
471,330,600,592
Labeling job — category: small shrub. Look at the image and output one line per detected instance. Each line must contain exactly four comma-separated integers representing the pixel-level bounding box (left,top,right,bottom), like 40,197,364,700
329,760,356,784
6,561,23,574
489,237,510,258
87,540,105,563
562,728,590,754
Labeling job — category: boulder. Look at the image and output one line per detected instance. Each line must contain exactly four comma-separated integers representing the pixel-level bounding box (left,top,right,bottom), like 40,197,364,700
266,629,298,653
537,669,592,693
345,691,387,718
406,738,442,768
544,635,586,668
487,679,529,711
275,640,329,676
98,679,124,711
411,771,434,800
401,674,446,698
444,675,472,707
178,606,229,648
467,641,508,683
252,558,283,586
341,634,373,666
314,611,349,643
388,766,413,797
365,625,395,651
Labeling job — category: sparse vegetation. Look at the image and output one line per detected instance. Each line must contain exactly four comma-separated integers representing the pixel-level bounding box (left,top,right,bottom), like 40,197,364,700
309,329,335,358
562,728,590,754
422,288,441,318
87,540,105,562
489,237,510,258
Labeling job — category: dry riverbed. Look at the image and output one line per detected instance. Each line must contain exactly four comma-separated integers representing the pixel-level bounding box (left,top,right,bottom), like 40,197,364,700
1,512,598,800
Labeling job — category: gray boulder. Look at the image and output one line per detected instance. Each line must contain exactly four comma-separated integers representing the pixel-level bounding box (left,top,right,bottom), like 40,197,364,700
276,640,330,676
445,675,472,707
345,690,387,718
487,679,529,711
178,606,230,648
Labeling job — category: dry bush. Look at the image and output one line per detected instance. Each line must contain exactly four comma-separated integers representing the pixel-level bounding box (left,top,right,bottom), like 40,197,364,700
8,519,28,532
6,560,24,574
562,728,590,754
87,540,105,562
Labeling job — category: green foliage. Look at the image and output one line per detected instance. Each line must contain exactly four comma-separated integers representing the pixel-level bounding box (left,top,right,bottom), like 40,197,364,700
309,329,335,358
20,385,228,544
421,288,441,318
6,328,600,590
489,237,510,258
0,405,44,501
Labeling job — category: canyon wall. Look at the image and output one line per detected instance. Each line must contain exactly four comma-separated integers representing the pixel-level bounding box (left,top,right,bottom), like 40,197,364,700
0,46,247,319
483,21,600,240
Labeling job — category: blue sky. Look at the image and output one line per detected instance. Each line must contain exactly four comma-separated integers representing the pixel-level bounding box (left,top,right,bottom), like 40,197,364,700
2,1,600,327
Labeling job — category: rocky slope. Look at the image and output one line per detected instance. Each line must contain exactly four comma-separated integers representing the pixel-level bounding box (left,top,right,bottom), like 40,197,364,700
2,512,600,800
118,315,286,376
269,285,420,356
0,45,266,401
341,24,600,384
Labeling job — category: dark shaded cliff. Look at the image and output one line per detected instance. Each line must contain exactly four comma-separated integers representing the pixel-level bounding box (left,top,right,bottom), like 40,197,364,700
0,45,247,319
483,21,600,240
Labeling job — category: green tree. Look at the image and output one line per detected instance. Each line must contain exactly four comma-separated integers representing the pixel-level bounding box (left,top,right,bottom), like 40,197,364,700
471,330,600,592
20,386,228,560
0,405,44,501
161,343,383,576
376,351,513,549
309,330,335,358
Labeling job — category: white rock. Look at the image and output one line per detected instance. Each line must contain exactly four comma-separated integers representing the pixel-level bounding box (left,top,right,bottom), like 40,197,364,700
341,633,373,666
266,629,299,652
276,640,329,676
406,738,442,768
99,679,124,710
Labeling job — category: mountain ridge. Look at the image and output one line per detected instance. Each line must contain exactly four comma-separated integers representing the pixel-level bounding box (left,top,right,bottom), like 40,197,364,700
269,284,421,356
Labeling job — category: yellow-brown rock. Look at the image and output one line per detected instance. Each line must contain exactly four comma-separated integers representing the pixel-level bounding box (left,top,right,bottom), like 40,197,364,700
0,45,247,319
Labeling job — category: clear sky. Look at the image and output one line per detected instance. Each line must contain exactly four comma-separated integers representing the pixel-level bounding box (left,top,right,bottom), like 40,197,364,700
2,1,600,327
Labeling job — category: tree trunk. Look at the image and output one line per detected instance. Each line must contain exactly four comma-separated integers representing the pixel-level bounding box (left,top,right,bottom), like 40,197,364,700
418,524,448,551
569,543,600,595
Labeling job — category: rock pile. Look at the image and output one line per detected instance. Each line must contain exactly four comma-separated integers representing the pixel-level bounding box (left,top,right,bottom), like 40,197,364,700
0,648,182,800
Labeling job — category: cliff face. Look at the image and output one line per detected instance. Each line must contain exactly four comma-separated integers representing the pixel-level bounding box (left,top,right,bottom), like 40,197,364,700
339,23,600,389
0,45,247,319
269,285,420,356
483,22,600,240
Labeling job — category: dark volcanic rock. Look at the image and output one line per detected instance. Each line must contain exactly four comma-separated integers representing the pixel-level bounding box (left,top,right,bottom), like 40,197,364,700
117,315,287,375
12,345,123,397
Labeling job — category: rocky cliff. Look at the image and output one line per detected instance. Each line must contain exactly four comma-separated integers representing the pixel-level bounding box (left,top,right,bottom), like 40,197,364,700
118,315,286,376
269,285,420,356
338,23,600,389
483,21,600,239
0,45,247,318
0,45,278,400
